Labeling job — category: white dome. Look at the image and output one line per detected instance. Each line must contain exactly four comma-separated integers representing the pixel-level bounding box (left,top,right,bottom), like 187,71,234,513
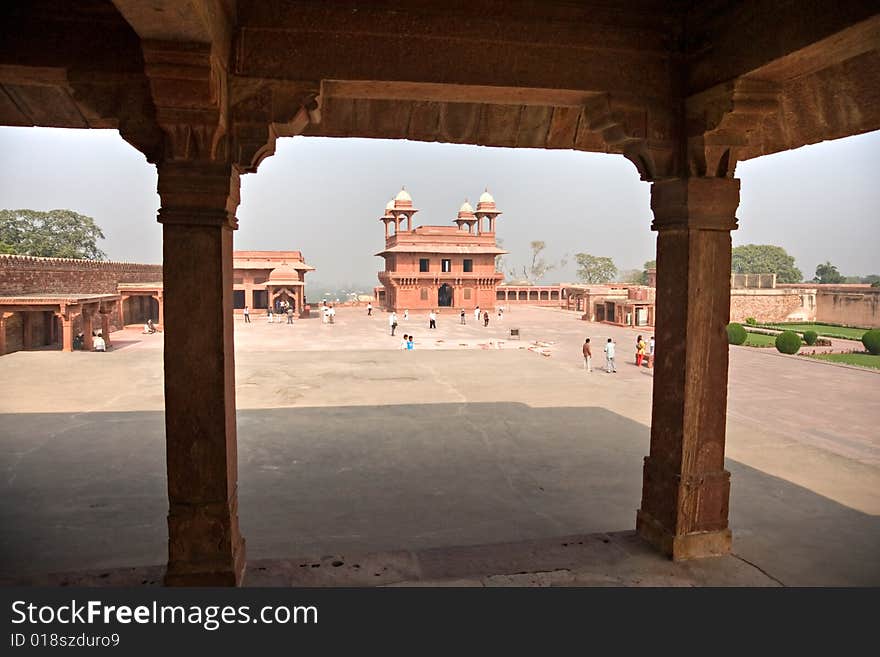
479,189,495,204
385,199,395,211
459,199,474,213
395,187,412,202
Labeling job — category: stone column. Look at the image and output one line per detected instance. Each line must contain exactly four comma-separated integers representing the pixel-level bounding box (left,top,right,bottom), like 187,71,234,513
82,308,95,351
158,160,245,586
637,177,739,560
100,313,111,347
57,312,75,352
120,295,130,326
0,312,11,356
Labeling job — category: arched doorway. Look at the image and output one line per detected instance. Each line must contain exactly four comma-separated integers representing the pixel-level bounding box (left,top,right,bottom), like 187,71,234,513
438,283,453,307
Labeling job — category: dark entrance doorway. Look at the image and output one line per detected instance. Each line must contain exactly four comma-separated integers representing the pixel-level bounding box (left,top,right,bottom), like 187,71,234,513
438,284,453,307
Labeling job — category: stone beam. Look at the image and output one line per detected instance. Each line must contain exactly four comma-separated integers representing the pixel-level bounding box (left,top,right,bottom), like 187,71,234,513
235,1,677,99
687,4,880,93
112,0,235,62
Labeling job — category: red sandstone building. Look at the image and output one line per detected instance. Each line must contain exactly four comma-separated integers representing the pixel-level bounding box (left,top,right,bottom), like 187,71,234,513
376,188,506,312
0,250,313,355
231,250,314,316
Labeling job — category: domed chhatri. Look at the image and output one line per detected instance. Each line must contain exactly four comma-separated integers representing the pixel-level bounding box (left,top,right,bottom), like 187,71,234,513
458,199,474,215
476,187,498,213
380,187,419,235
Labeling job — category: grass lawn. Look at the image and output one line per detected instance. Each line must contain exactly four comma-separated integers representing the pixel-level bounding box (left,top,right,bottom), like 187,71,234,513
762,323,868,340
807,352,880,370
743,332,782,347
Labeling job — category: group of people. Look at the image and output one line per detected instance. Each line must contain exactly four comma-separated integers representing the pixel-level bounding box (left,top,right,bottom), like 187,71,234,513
399,334,415,350
265,300,296,324
321,303,336,324
142,318,158,334
73,330,108,352
582,335,655,373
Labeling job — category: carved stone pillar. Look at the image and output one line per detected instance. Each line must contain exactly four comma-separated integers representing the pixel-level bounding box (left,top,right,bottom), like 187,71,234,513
158,160,245,586
0,312,12,356
81,308,94,351
56,311,75,352
100,312,111,347
119,295,130,327
157,291,165,327
637,177,739,560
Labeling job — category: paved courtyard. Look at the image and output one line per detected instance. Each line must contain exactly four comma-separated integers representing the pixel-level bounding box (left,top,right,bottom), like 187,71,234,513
0,306,878,585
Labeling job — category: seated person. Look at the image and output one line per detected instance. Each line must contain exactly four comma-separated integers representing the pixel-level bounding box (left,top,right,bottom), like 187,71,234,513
147,318,157,333
93,332,106,352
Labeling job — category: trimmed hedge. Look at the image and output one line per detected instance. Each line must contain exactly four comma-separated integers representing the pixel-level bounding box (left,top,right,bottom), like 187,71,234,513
803,330,818,346
863,329,880,355
726,322,747,345
775,330,802,354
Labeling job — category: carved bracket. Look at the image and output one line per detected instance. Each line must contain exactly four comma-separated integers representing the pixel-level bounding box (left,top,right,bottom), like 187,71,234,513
686,78,781,178
229,77,322,173
142,40,229,163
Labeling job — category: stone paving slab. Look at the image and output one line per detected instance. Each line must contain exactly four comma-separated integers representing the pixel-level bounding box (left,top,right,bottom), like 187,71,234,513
0,531,778,588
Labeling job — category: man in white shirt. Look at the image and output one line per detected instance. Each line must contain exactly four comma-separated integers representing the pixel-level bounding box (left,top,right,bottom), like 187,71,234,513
604,338,616,373
93,333,106,352
389,311,398,335
648,336,655,368
474,305,481,322
429,310,437,329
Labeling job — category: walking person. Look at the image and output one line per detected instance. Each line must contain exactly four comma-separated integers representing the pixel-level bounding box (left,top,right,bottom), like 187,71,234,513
243,305,251,323
429,310,437,329
267,305,274,323
406,335,414,350
474,305,481,323
604,338,617,373
582,338,592,372
328,305,336,324
483,310,489,327
648,335,655,368
287,305,294,325
367,302,372,316
389,311,398,336
460,309,466,325
400,333,409,350
403,309,409,321
636,335,646,367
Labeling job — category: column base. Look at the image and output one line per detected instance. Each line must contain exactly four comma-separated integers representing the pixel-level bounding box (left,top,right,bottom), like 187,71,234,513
164,538,247,586
636,510,731,561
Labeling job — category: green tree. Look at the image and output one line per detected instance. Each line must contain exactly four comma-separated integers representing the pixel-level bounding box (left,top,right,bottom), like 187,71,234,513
641,259,656,284
0,209,106,260
813,261,845,284
861,274,880,286
731,244,802,283
617,268,643,284
575,253,617,284
507,240,557,283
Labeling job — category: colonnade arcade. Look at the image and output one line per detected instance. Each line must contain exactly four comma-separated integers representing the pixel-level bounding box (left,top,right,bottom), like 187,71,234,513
1,1,877,585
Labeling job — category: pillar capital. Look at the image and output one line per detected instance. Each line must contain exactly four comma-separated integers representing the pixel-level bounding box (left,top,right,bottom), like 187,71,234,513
157,161,240,230
650,177,740,232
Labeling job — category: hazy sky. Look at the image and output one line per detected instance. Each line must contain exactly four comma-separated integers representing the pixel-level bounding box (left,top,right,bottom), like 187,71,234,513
1,127,877,287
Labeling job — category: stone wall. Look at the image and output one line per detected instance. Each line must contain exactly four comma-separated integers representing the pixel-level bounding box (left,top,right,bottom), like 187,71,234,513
817,289,880,328
729,289,815,323
0,254,162,296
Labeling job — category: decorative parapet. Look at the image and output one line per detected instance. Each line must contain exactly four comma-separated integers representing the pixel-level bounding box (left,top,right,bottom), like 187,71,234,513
0,254,161,272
